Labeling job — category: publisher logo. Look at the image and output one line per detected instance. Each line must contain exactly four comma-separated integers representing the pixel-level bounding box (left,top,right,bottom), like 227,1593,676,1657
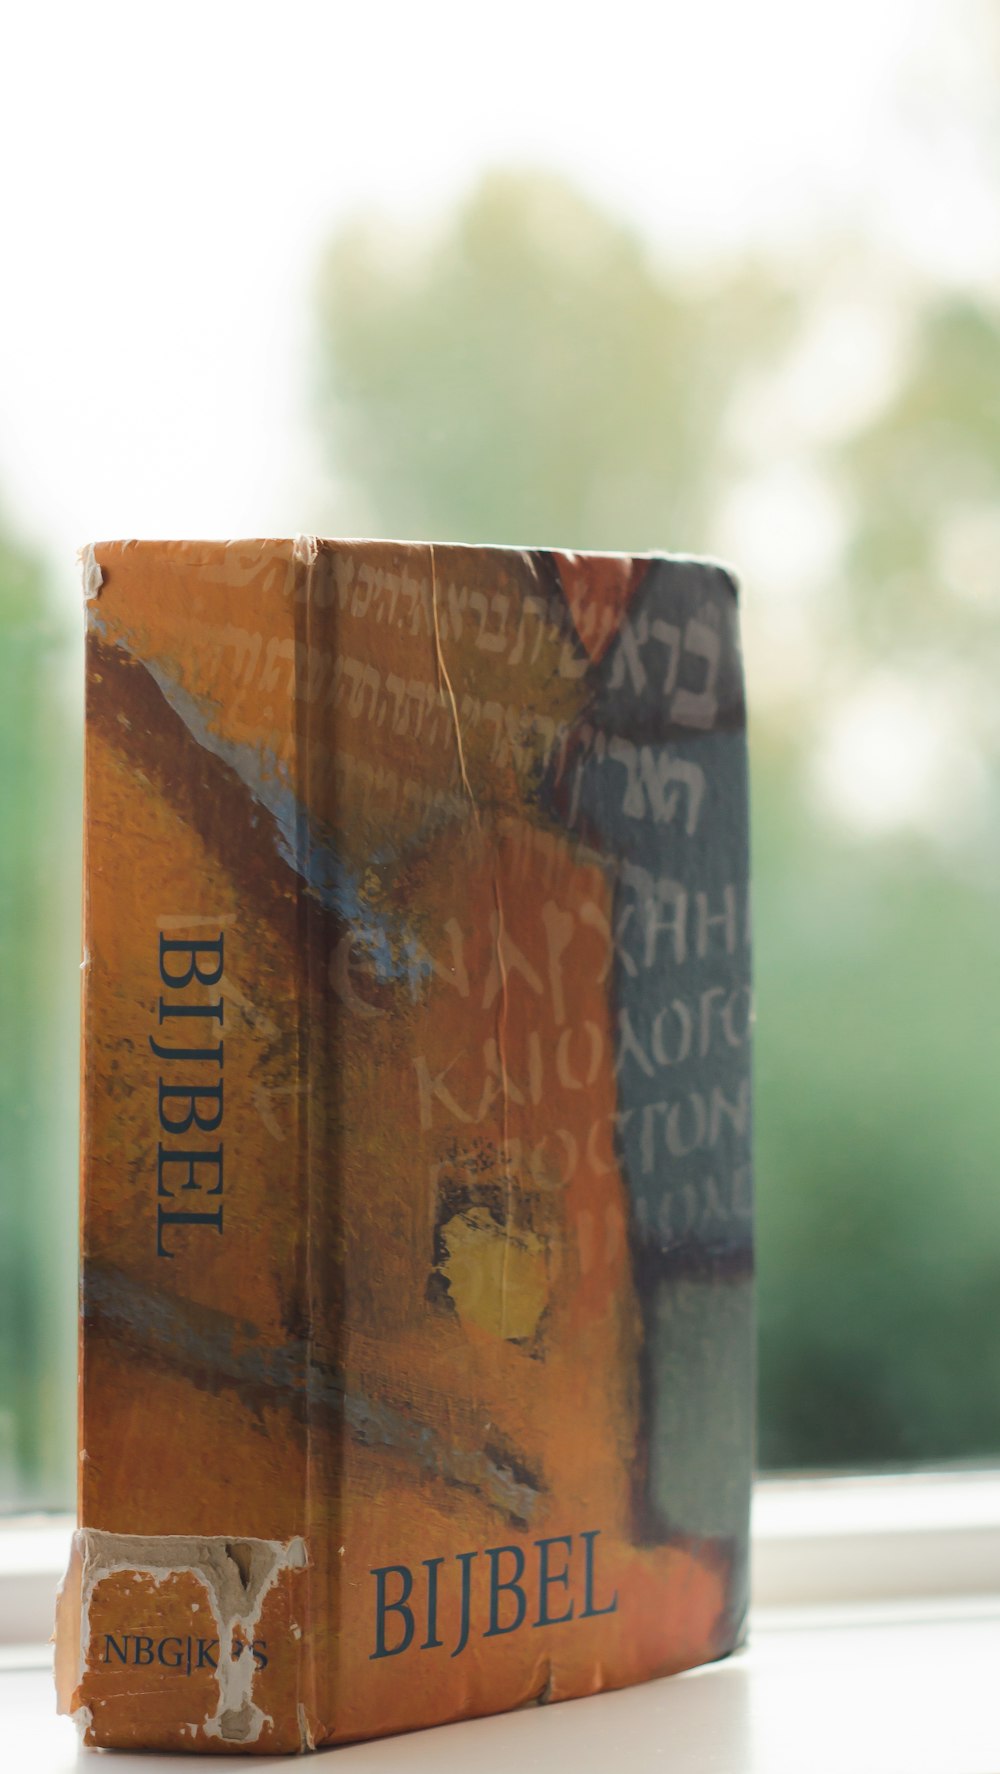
100,1633,268,1673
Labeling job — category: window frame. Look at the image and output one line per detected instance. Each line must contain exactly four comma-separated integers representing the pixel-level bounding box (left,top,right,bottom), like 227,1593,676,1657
3,1468,999,1651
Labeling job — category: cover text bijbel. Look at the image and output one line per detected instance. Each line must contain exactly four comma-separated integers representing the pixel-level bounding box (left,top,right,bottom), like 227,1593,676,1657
55,536,754,1754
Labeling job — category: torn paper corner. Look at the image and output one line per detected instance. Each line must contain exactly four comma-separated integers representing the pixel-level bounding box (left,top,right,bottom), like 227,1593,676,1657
297,1702,317,1752
55,1527,308,1749
71,1704,94,1740
78,544,103,604
53,1526,84,1719
292,534,318,567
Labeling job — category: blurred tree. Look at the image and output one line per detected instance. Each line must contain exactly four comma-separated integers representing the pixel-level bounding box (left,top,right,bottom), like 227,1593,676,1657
844,300,1000,606
752,759,1000,1467
836,294,1000,817
0,521,77,1506
314,169,1000,1471
750,291,1000,1467
316,171,794,552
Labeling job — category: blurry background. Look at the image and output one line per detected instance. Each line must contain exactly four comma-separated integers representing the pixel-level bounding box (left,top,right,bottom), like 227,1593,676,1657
1,0,998,1506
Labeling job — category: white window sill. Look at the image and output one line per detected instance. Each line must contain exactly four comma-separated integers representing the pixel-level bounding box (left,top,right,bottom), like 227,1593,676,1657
752,1467,1000,1605
4,1473,999,1770
4,1597,1000,1773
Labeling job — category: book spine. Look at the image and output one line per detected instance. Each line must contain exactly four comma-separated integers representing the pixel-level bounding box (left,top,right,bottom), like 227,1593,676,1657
56,541,322,1753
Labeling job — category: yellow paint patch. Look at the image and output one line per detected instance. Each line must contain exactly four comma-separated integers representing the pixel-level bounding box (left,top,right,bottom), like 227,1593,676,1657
440,1208,549,1341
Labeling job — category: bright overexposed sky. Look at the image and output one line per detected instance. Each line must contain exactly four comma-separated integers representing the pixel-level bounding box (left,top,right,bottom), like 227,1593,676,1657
1,0,996,613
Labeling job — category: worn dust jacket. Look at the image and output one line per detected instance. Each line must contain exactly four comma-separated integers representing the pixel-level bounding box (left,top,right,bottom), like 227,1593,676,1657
55,539,753,1753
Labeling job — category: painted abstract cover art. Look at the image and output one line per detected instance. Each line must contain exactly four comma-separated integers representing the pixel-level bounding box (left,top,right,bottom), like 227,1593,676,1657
55,539,753,1753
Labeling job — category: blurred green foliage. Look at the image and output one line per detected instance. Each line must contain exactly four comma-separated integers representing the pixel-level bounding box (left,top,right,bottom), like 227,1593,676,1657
318,175,794,552
0,530,78,1505
316,172,1000,1470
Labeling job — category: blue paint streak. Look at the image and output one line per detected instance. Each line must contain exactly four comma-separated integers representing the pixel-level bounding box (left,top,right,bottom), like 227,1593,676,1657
90,608,430,986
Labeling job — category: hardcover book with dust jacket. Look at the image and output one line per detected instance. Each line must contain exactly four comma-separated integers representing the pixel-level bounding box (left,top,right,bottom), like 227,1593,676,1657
55,538,754,1753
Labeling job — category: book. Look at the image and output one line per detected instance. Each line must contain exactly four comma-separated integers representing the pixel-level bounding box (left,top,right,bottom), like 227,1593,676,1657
55,538,754,1753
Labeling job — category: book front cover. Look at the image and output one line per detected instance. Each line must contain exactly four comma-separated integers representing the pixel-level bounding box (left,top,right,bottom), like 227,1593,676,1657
56,539,753,1752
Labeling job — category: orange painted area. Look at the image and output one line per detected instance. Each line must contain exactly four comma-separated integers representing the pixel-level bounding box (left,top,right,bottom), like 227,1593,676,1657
553,549,649,662
63,541,736,1752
